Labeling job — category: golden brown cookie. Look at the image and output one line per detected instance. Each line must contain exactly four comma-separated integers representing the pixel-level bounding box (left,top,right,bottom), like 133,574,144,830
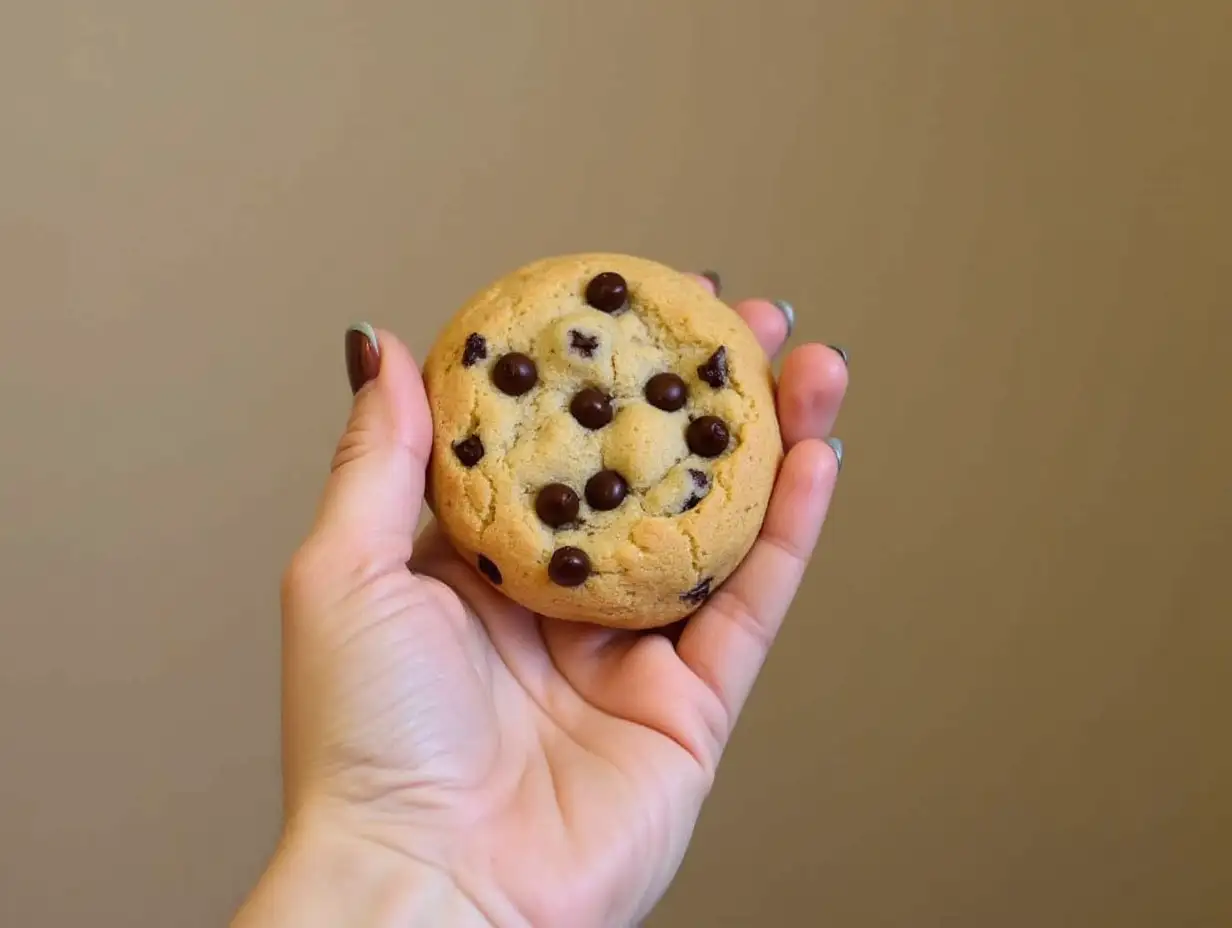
423,253,782,629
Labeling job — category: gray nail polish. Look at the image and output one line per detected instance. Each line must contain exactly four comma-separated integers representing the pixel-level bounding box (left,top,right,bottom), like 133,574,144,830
701,270,722,295
828,344,849,367
348,321,379,349
772,300,795,337
825,437,843,473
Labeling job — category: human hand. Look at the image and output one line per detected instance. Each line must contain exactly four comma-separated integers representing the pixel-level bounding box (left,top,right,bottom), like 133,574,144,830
233,274,848,928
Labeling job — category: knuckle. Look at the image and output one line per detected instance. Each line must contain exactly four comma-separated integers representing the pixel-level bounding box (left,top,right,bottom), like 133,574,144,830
329,401,386,474
330,425,372,474
761,529,812,570
691,661,736,752
709,586,778,653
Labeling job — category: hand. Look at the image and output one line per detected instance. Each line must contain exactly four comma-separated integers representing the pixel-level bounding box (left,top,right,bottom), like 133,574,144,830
233,275,848,927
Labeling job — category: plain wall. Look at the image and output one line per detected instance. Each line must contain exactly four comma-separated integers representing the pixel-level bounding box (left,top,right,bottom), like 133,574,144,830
1,3,1229,925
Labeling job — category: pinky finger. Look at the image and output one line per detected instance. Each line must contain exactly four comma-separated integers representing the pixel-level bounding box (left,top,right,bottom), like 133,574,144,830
675,438,840,734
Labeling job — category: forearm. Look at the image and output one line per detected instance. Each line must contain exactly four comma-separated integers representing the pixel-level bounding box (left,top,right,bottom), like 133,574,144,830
231,817,492,928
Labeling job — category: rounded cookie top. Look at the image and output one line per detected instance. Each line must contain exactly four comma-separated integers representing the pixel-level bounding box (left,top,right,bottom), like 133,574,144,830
423,253,782,629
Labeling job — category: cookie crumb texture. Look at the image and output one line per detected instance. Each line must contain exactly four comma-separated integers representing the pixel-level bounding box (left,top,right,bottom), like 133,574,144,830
423,253,782,629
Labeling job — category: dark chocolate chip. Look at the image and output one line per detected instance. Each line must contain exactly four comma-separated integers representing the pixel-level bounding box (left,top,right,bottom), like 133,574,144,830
549,546,592,587
645,372,688,412
585,470,629,512
478,555,503,586
697,346,728,389
536,483,580,528
569,329,600,358
570,388,614,430
682,468,711,512
492,352,538,396
585,272,628,314
681,577,713,605
452,435,485,467
462,333,488,367
686,416,730,458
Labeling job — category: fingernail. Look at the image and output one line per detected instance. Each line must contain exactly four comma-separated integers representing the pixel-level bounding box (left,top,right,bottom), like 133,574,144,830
828,345,849,367
825,437,844,473
772,300,795,338
701,270,722,296
345,323,381,395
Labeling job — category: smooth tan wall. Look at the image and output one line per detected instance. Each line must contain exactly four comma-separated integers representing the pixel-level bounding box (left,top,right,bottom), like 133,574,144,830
2,3,1228,926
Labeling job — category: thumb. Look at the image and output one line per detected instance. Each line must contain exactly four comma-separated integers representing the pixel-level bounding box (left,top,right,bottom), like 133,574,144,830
309,323,432,570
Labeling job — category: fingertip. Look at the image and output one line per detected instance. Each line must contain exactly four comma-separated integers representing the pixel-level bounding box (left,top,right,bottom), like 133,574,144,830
782,342,848,388
368,327,416,373
363,328,431,438
686,271,720,296
762,440,837,549
776,343,849,447
733,299,791,358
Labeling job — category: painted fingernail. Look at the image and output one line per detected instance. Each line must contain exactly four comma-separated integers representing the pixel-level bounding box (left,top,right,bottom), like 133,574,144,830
828,345,849,367
701,270,722,295
345,323,381,395
825,437,844,473
773,300,795,338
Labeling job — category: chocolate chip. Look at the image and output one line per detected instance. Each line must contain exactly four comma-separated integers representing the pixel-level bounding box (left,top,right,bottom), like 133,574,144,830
697,346,728,388
452,435,485,467
682,468,711,512
681,577,713,605
569,329,600,358
492,352,538,396
478,555,503,586
686,416,730,458
570,388,614,430
645,372,688,412
462,333,488,367
549,546,591,587
584,271,628,314
585,470,629,511
536,483,580,528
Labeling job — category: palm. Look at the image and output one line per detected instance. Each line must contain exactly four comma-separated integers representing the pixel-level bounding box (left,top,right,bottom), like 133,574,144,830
295,522,718,924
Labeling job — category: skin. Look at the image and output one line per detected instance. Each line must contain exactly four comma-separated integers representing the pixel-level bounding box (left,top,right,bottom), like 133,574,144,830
232,276,849,927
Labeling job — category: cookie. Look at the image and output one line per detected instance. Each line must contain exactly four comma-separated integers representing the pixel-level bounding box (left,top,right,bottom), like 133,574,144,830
423,253,783,629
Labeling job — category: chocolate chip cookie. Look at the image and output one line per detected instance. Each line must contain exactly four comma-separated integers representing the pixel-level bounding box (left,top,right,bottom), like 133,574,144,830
423,253,783,629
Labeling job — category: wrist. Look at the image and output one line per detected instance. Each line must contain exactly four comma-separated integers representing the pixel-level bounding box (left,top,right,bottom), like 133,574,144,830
232,805,492,928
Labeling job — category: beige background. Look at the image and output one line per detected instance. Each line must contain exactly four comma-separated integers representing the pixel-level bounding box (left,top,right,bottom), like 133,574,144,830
2,3,1229,926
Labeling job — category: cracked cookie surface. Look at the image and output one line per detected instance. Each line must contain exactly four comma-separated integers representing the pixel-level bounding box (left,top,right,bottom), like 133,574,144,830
423,253,782,629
